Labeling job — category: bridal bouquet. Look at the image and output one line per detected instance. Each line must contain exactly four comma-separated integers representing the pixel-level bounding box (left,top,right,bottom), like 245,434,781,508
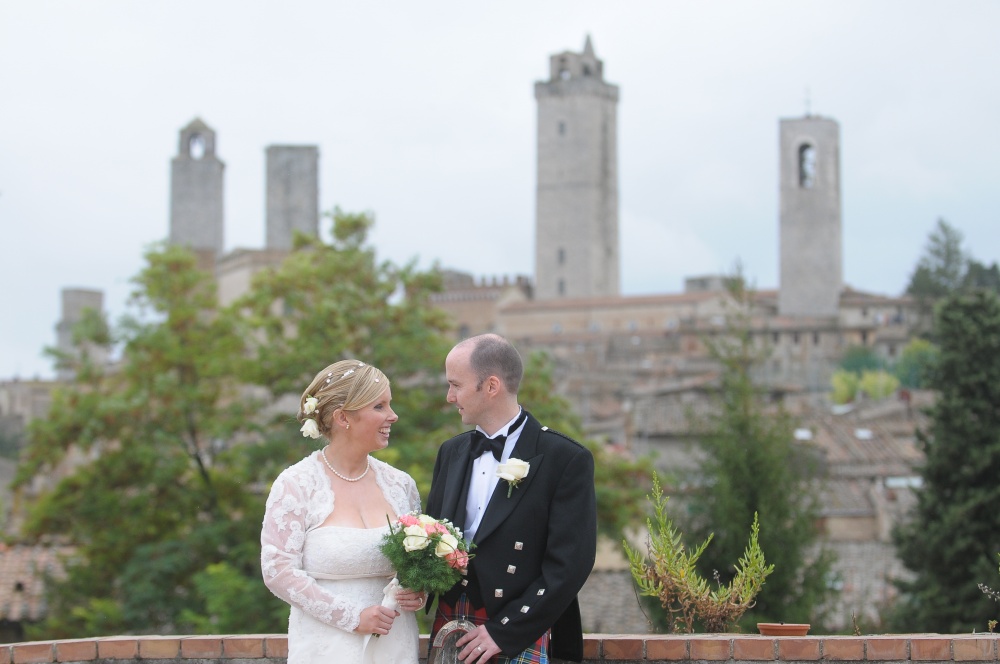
379,513,474,595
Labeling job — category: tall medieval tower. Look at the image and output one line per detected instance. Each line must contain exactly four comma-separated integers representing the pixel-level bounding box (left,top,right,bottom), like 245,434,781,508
266,145,319,250
170,118,224,257
534,36,620,300
778,115,842,317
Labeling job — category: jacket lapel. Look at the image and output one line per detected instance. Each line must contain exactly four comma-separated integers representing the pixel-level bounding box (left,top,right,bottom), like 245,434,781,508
473,412,543,544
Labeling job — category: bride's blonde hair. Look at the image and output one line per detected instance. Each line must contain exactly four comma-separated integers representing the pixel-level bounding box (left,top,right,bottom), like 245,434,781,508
297,360,389,438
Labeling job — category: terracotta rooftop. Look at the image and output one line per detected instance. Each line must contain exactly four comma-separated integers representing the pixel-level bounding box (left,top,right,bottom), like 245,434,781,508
0,545,71,622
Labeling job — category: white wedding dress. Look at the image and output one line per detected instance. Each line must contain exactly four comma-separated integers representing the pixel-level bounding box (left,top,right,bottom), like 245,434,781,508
261,452,422,664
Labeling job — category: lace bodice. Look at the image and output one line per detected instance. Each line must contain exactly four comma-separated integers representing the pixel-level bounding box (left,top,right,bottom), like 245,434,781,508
261,452,421,632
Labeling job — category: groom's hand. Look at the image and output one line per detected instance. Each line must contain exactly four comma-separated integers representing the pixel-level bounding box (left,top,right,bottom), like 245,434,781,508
456,624,499,663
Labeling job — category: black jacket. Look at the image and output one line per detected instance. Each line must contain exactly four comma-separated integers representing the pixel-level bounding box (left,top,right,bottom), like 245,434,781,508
425,411,597,661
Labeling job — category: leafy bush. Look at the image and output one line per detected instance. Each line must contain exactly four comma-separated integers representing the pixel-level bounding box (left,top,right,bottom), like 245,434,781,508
623,474,774,633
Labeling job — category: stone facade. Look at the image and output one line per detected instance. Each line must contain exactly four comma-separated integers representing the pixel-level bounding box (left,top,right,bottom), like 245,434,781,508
779,116,843,318
169,118,224,256
54,288,106,380
534,36,620,301
265,146,319,251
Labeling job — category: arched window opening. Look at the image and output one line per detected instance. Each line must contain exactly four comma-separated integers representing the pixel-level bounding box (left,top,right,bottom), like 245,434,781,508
798,144,815,188
189,133,206,160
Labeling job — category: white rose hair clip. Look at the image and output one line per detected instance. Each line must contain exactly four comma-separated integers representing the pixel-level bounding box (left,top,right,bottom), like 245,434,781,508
300,395,322,439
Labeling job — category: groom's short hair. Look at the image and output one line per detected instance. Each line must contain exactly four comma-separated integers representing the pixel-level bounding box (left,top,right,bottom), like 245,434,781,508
465,333,523,394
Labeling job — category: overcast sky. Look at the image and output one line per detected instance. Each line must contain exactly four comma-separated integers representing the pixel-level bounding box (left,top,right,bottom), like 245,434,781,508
2,1,998,380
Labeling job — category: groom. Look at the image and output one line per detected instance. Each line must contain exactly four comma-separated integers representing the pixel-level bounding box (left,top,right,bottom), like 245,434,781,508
426,333,597,663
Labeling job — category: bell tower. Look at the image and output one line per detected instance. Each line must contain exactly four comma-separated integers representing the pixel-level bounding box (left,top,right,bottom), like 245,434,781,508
534,36,620,300
778,115,842,317
169,118,224,257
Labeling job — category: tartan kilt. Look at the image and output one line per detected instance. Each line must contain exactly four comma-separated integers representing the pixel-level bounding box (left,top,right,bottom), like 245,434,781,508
431,594,548,664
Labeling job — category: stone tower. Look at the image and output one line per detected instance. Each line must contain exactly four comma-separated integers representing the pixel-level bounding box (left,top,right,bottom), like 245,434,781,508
266,145,319,250
534,36,620,300
778,115,842,317
55,288,106,380
169,118,224,256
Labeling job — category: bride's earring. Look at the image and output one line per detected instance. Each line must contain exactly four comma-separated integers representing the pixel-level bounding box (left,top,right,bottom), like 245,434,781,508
346,424,350,430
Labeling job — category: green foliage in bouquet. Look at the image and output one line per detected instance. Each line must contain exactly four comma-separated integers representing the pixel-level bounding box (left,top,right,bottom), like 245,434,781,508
379,514,475,596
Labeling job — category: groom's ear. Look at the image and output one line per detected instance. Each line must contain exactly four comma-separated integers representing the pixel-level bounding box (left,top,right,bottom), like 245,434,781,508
484,375,503,396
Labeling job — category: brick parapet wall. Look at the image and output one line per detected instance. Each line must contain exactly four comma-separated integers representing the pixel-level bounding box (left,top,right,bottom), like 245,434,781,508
2,634,999,664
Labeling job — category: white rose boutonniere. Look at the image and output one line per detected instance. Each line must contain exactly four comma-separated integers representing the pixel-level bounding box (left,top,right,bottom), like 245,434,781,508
496,458,530,497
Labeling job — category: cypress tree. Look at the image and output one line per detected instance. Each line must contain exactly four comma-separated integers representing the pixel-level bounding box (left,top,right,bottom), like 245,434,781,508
893,290,1000,632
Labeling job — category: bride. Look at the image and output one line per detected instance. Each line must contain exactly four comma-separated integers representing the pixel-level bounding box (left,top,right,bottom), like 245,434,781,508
261,360,425,664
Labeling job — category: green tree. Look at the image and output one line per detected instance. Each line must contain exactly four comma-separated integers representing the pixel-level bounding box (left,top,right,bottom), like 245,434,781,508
906,218,967,299
830,369,860,405
16,243,272,638
683,276,833,627
892,338,939,389
892,290,1000,633
858,370,900,401
962,260,1000,294
233,209,458,497
906,219,970,333
839,345,885,374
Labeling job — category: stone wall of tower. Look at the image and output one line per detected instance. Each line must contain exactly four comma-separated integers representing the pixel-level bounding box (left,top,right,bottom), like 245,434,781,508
534,37,620,301
779,116,842,317
169,118,224,256
55,288,106,380
266,145,319,250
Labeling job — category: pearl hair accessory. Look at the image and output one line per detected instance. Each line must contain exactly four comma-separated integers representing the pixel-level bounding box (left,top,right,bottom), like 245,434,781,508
325,362,366,385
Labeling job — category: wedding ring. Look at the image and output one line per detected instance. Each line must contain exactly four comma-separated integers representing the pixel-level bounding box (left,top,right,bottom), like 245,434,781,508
476,646,483,652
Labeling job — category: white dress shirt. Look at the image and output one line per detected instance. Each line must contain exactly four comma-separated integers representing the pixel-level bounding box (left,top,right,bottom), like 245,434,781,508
463,409,525,541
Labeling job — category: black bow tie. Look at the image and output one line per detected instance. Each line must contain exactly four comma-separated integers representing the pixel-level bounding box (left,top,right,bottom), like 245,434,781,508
470,411,526,461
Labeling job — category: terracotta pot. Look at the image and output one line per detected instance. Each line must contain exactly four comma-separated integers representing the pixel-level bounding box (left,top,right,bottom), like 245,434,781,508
757,622,811,636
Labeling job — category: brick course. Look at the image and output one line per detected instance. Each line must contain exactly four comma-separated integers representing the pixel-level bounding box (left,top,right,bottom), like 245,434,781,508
1,634,998,663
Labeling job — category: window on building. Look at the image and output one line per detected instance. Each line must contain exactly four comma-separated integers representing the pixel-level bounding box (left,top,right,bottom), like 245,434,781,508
798,144,815,189
861,330,869,344
793,332,800,345
189,133,206,160
772,331,780,344
558,279,565,296
558,121,566,136
557,248,565,264
813,332,820,345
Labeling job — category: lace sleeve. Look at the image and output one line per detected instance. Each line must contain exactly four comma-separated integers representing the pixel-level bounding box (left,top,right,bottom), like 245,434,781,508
260,461,365,633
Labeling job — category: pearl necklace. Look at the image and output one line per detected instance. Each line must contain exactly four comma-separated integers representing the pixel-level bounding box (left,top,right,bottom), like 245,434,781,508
321,448,370,482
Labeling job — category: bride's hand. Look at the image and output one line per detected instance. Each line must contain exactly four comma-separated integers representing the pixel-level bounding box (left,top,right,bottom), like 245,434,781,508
395,588,427,612
355,604,399,635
